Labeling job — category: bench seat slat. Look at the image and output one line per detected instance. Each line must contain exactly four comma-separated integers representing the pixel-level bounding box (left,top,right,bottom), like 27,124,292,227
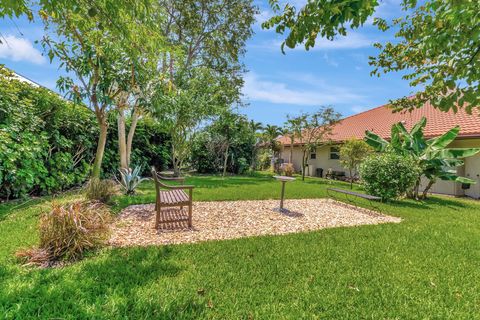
160,189,189,205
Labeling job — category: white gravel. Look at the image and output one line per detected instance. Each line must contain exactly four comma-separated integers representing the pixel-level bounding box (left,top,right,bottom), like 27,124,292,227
109,199,401,247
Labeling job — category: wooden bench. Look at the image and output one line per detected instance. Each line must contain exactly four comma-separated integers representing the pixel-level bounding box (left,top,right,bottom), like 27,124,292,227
327,188,382,209
151,168,194,229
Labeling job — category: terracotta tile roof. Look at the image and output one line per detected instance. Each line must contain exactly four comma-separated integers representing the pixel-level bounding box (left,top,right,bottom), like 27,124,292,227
278,102,480,145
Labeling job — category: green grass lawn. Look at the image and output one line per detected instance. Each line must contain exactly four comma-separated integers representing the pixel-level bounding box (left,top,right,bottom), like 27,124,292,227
1,173,480,319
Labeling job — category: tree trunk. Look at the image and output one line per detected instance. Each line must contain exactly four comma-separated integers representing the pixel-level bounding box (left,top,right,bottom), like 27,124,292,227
301,150,306,181
222,144,229,177
126,108,139,168
250,146,257,170
92,119,108,178
421,179,435,199
349,168,353,189
172,145,180,177
117,109,128,169
289,137,294,163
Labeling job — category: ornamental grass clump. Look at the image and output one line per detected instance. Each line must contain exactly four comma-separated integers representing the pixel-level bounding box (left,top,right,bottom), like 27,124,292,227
85,178,118,203
16,201,111,267
359,153,421,201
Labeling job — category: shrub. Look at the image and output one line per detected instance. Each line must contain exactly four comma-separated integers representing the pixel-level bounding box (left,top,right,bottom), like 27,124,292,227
117,166,149,195
0,66,171,199
359,153,421,201
85,178,118,203
257,151,272,170
16,201,111,266
283,163,295,176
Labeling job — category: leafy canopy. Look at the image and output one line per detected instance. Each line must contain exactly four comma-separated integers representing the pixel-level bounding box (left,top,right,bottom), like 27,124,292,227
263,0,480,113
262,0,378,53
370,0,480,114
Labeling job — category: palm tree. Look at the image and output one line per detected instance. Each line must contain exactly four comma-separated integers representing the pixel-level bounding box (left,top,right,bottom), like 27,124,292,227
249,120,264,169
263,124,282,171
284,116,303,163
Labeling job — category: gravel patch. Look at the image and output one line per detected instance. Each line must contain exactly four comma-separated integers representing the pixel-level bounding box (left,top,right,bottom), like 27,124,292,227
109,199,401,247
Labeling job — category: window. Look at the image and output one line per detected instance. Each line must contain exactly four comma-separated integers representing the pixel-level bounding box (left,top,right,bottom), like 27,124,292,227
330,146,340,160
310,153,316,160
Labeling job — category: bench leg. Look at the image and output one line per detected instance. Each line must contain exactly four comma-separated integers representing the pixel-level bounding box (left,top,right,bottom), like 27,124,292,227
155,204,161,229
188,203,192,228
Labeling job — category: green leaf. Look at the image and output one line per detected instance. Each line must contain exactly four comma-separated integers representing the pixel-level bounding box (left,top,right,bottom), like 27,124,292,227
364,130,389,152
427,126,460,150
437,148,480,159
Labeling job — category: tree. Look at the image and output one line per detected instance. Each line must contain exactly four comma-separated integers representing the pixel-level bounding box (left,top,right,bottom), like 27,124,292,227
151,0,257,174
262,0,377,53
153,69,228,176
365,117,480,199
370,0,480,114
191,113,257,175
249,120,264,170
283,116,303,163
39,1,158,178
290,108,341,181
262,124,283,171
339,139,372,189
263,0,479,113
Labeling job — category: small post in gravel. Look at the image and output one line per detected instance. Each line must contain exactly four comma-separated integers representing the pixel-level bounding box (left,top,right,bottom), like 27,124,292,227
273,175,296,213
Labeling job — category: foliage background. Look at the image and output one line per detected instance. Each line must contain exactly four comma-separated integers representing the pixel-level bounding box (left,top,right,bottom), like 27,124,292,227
0,67,170,200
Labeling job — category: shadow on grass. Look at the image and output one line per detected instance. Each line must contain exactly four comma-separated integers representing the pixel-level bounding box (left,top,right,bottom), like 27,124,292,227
0,246,207,318
0,197,50,221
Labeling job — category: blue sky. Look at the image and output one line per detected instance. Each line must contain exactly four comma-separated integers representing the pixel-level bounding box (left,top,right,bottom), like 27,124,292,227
0,0,413,126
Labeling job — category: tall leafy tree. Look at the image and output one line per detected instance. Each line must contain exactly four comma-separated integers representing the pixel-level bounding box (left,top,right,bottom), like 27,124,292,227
39,0,160,177
370,0,480,114
263,0,479,113
289,108,341,181
249,120,264,169
262,0,378,53
283,116,303,163
339,139,372,189
263,124,283,169
153,69,228,176
151,0,257,173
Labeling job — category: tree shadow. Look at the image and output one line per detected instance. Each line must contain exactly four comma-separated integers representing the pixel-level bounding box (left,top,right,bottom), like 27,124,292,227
0,197,50,221
0,246,207,318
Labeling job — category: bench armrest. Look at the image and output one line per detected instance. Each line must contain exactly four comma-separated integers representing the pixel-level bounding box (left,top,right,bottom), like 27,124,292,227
164,185,194,190
158,175,185,182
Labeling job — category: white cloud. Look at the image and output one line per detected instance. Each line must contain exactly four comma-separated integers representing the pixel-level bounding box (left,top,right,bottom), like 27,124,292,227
308,32,375,50
351,105,369,113
251,31,376,53
242,72,366,106
0,35,45,64
323,53,339,67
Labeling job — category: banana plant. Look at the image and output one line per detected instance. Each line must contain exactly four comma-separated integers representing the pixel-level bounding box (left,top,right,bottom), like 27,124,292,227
117,166,149,195
364,117,480,199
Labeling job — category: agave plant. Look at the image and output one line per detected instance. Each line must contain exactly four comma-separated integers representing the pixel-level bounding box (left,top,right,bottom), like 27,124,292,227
117,166,149,195
364,117,480,199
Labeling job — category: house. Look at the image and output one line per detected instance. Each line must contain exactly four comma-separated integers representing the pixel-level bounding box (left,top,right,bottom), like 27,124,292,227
277,102,480,199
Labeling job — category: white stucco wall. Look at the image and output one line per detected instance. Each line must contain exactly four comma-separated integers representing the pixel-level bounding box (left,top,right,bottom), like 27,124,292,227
281,138,480,199
280,144,345,177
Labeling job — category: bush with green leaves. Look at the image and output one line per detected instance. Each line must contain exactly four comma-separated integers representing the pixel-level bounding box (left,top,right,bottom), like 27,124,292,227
365,117,480,199
0,66,171,200
191,113,257,174
0,67,96,199
360,153,422,201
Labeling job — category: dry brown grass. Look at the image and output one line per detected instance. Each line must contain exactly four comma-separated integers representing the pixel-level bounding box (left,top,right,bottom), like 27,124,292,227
84,178,118,203
16,201,111,266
